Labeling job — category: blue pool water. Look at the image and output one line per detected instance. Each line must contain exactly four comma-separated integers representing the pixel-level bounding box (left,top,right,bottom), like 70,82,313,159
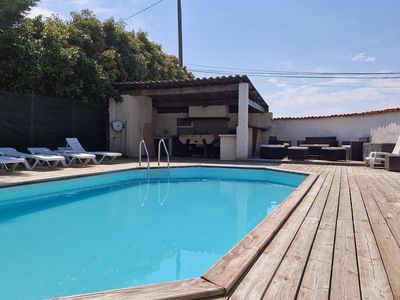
0,167,306,299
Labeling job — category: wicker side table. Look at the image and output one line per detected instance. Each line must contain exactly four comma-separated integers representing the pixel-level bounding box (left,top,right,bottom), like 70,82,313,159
287,146,308,160
385,154,400,172
321,147,347,161
260,145,287,159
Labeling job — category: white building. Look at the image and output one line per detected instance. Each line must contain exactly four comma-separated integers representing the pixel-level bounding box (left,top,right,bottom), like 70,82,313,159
109,76,400,161
109,76,272,160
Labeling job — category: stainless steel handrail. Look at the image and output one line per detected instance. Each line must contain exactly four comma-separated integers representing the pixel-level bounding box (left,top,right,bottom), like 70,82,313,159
139,140,150,171
157,139,170,168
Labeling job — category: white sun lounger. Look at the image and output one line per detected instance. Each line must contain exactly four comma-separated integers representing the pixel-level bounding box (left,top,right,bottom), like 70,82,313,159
365,136,400,168
29,147,95,167
0,152,25,171
0,147,65,170
65,138,122,164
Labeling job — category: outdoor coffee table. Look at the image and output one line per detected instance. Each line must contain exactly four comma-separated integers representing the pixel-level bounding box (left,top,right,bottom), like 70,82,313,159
321,147,347,161
260,144,287,159
288,146,308,160
299,144,330,158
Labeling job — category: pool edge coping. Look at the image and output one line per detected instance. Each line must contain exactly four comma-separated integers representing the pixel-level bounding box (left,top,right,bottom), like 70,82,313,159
41,164,318,299
0,162,310,189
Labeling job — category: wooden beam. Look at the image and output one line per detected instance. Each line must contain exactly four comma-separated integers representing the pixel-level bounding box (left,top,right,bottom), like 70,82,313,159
126,83,239,97
156,107,188,113
248,99,265,112
153,98,238,108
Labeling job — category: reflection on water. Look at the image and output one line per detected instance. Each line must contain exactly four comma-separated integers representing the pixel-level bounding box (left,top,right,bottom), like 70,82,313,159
0,177,295,299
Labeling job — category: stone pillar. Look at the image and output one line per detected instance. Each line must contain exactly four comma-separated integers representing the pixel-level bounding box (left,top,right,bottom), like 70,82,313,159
236,83,249,159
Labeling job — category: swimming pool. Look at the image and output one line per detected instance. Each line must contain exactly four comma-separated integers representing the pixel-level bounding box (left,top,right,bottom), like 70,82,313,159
0,167,306,299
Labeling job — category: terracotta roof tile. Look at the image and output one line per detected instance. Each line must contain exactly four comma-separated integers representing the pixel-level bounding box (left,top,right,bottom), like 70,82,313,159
115,75,251,90
274,107,400,120
114,75,267,107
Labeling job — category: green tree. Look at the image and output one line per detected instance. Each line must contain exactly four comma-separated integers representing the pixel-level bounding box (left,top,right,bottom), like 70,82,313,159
0,0,38,28
0,9,193,102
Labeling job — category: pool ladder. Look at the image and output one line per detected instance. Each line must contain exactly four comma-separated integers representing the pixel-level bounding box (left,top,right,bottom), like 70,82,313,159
158,139,170,169
138,139,170,207
138,139,170,170
138,140,150,171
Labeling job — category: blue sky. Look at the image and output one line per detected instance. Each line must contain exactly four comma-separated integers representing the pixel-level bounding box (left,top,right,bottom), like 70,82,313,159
29,0,400,117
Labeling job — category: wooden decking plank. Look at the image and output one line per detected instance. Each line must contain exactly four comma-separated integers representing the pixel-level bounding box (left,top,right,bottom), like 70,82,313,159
58,278,224,300
226,170,331,300
202,173,319,292
347,167,393,300
330,167,361,300
297,167,341,300
260,168,337,299
373,176,400,216
360,168,400,246
353,167,400,299
371,170,400,215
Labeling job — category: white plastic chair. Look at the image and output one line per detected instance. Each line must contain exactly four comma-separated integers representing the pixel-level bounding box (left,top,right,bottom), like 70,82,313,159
365,136,400,168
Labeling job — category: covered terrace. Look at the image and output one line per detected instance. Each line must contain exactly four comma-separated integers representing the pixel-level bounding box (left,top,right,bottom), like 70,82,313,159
110,76,272,160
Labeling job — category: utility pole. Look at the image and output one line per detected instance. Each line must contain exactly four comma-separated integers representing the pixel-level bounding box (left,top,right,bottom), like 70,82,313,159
177,0,183,66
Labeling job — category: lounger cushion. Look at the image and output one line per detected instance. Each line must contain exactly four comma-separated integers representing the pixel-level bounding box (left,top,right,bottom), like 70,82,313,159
89,151,122,157
0,157,25,163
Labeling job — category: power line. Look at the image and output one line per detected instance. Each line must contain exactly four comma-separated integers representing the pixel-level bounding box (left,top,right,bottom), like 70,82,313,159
187,64,400,76
189,69,400,80
270,82,400,89
190,70,400,88
122,0,165,21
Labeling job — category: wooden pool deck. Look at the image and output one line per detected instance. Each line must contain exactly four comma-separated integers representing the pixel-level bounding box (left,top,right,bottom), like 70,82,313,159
214,163,400,300
1,160,400,299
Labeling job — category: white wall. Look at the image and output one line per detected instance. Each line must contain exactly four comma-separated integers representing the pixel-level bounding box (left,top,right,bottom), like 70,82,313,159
271,111,400,145
153,112,188,136
153,106,231,136
109,95,152,157
249,112,273,130
189,105,228,118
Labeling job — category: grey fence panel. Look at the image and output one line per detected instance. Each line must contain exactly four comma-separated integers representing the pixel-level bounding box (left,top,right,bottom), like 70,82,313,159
0,91,108,152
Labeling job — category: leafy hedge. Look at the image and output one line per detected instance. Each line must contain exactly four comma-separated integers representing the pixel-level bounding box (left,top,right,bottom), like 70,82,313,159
0,8,192,102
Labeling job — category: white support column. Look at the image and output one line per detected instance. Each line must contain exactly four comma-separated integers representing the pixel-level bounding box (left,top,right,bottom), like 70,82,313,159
236,83,249,159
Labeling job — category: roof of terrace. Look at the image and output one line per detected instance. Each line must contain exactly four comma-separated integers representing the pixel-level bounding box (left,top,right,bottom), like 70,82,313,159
114,75,268,113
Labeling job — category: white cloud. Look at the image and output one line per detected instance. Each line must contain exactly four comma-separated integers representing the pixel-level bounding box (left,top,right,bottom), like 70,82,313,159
27,6,57,18
351,52,376,62
265,78,400,117
26,0,148,30
313,66,333,73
